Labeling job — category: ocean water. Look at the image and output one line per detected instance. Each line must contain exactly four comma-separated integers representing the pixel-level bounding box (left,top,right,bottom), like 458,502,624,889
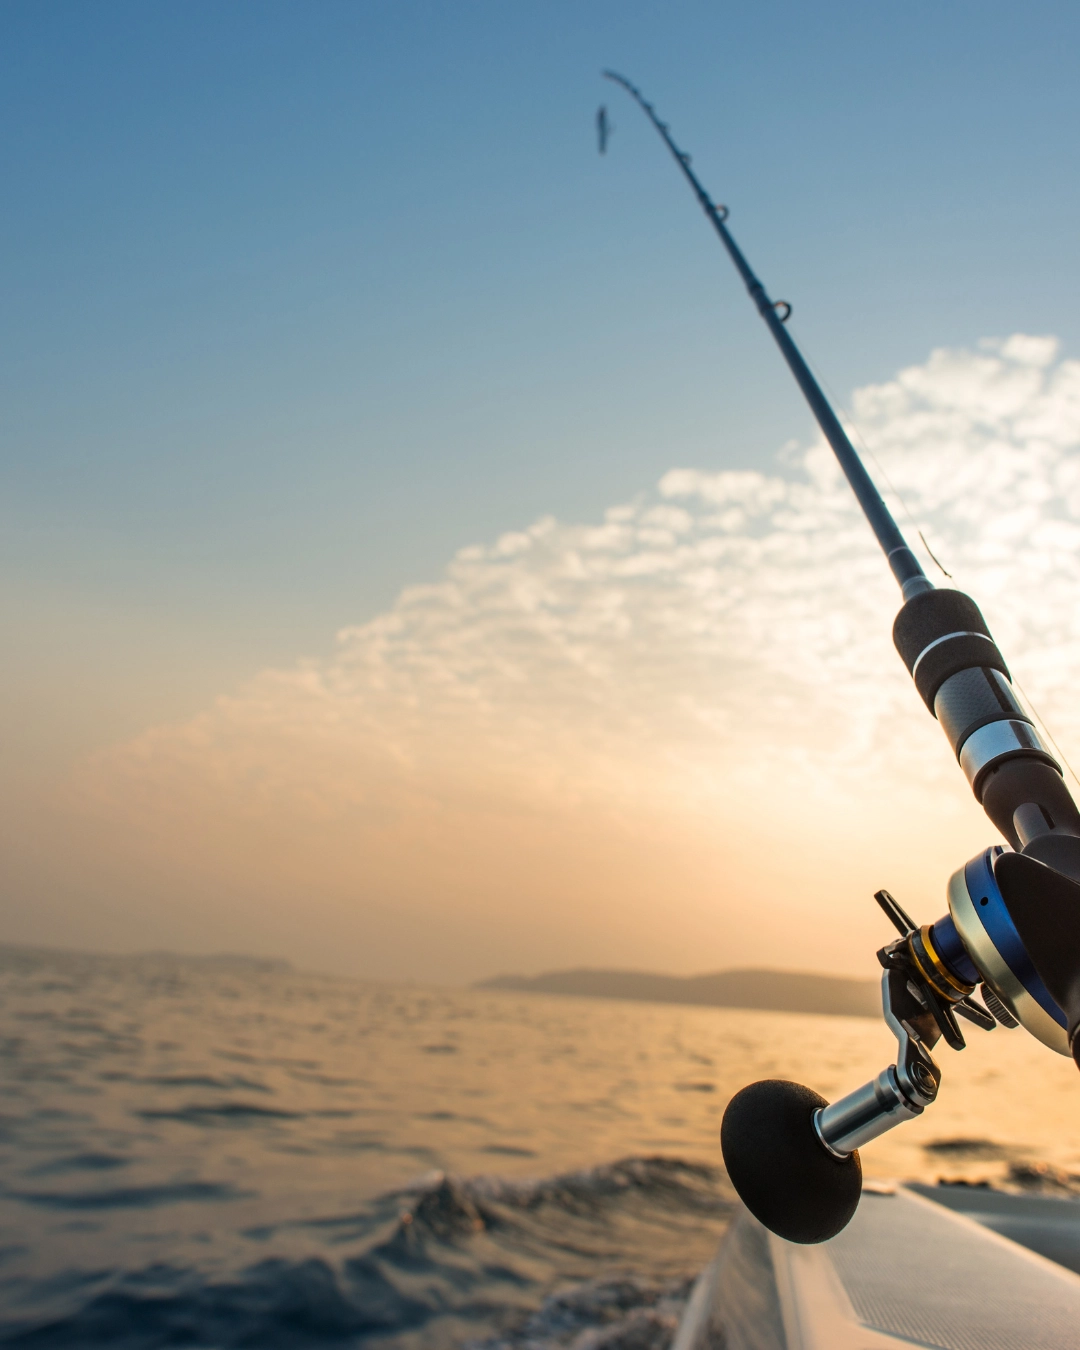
2,946,1080,1348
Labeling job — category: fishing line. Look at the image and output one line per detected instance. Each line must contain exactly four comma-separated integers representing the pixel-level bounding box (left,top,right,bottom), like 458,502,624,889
1010,675,1080,798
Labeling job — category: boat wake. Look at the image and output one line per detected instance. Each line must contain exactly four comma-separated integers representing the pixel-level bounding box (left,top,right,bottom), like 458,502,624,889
0,1157,736,1349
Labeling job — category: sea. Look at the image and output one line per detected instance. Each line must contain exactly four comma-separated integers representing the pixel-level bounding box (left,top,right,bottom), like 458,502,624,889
2,945,1080,1349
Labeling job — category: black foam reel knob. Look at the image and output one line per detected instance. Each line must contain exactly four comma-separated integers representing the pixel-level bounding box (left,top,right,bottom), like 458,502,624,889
721,1079,862,1244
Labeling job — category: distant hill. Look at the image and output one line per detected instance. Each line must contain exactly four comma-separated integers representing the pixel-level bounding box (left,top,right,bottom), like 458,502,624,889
476,967,879,1018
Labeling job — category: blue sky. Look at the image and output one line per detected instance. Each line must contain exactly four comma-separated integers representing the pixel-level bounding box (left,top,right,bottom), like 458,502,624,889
6,2,1080,970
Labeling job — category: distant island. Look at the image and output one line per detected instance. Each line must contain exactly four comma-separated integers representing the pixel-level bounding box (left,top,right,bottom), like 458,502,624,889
476,967,879,1018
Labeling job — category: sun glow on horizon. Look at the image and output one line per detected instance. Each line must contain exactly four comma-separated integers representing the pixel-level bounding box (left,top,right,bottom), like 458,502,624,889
12,335,1080,983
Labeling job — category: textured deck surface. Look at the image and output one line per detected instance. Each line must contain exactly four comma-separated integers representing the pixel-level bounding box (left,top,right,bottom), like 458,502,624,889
684,1186,1080,1350
829,1189,1080,1349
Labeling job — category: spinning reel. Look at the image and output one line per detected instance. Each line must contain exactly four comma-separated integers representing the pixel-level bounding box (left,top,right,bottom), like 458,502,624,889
721,589,1080,1244
605,70,1080,1245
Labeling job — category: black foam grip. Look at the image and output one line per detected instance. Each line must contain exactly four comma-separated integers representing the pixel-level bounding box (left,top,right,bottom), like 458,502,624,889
993,852,1080,1069
893,589,991,672
895,590,1010,710
720,1080,862,1244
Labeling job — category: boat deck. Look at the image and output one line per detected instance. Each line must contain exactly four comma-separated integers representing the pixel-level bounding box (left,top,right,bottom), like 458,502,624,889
677,1184,1080,1350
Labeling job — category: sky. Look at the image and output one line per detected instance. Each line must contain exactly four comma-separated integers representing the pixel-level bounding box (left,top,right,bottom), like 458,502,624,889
5,1,1080,982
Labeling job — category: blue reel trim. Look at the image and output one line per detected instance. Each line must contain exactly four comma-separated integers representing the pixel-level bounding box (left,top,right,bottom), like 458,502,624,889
965,847,1066,1028
928,913,980,987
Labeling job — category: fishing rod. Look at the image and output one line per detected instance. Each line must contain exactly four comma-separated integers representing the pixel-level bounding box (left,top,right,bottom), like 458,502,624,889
604,70,1080,1245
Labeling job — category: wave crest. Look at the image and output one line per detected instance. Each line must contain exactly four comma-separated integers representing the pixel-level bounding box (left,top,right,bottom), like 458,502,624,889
1,1157,732,1349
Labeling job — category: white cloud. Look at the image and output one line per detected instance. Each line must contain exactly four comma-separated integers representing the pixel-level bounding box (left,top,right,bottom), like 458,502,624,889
62,336,1080,978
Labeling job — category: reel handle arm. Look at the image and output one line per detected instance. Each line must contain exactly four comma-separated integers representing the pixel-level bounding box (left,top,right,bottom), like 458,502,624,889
814,1066,926,1159
720,967,942,1243
816,968,941,1159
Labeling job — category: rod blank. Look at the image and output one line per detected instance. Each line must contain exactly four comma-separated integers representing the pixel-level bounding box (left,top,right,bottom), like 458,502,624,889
603,71,930,600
